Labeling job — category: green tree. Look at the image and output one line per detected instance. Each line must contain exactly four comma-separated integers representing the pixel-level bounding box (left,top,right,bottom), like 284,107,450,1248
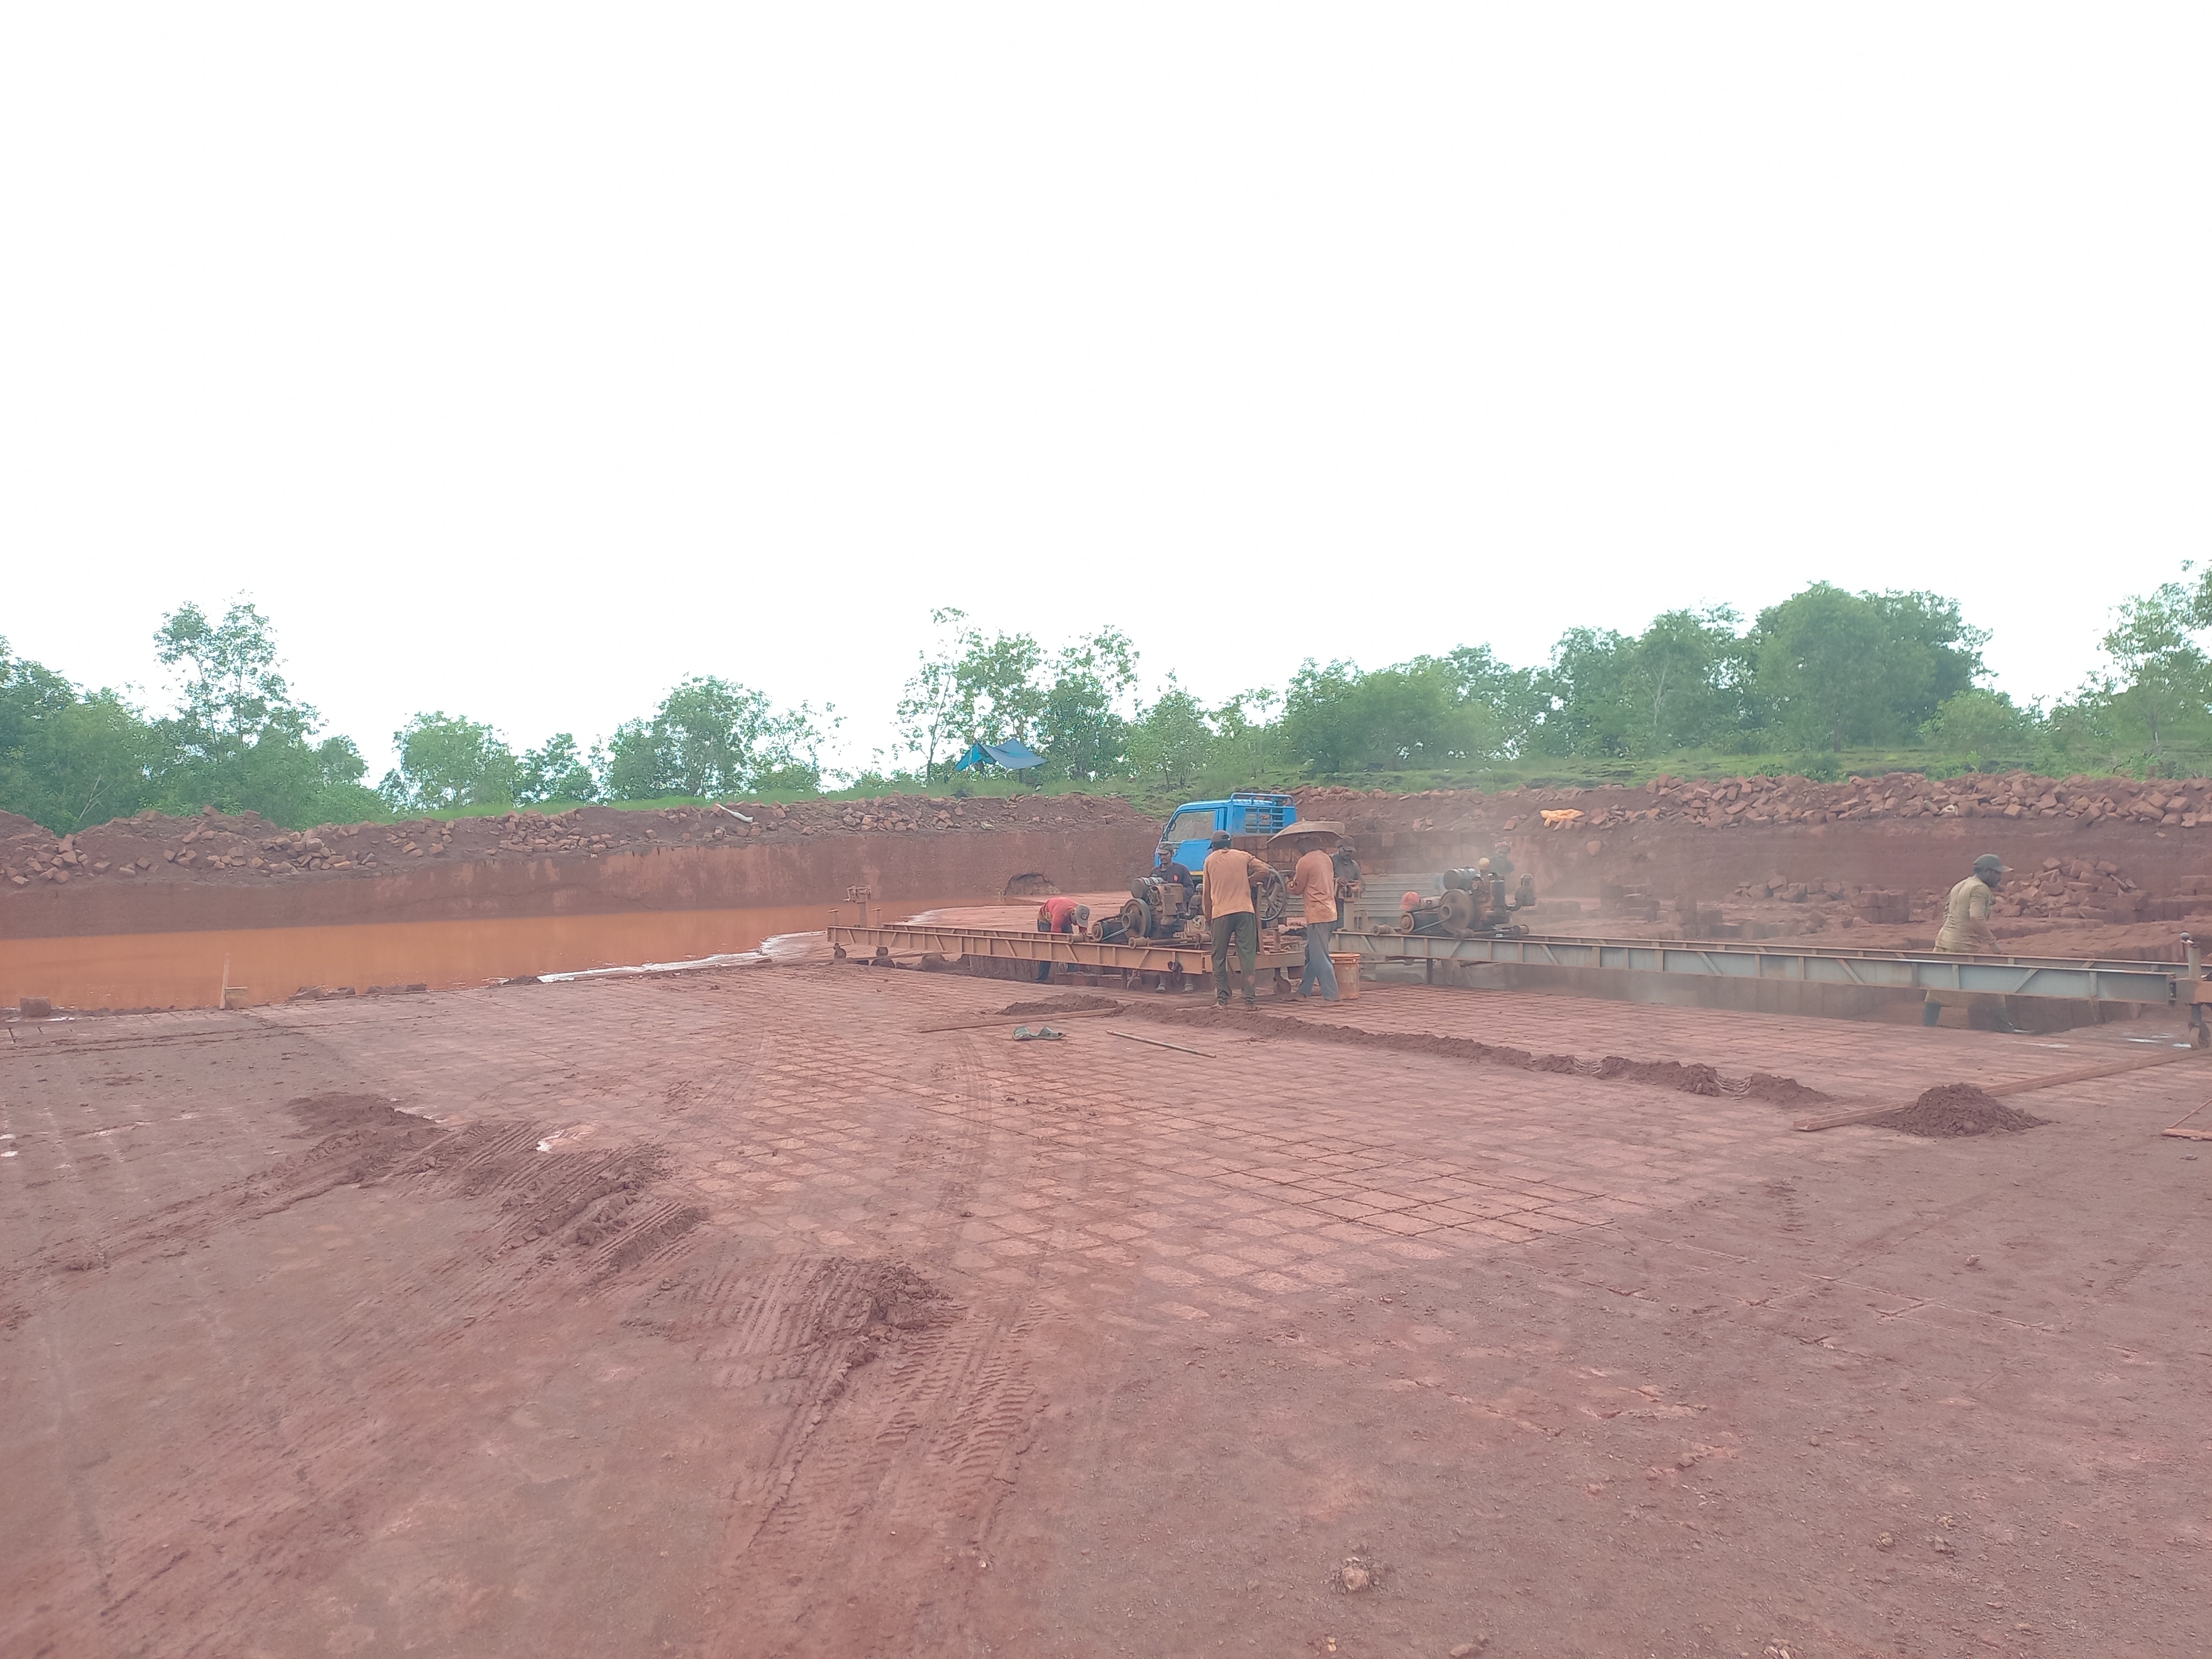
1280,654,1517,774
2094,583,2210,760
1530,629,1637,758
0,641,163,832
1277,660,1365,773
1920,688,2038,765
902,611,1142,781
1211,686,1280,783
602,676,833,799
515,733,598,804
1747,584,1986,752
895,609,1052,776
151,599,382,825
155,599,294,742
1037,627,1139,781
379,713,520,813
1630,606,1749,750
1441,645,1543,755
1124,677,1218,791
895,608,971,783
951,627,1046,748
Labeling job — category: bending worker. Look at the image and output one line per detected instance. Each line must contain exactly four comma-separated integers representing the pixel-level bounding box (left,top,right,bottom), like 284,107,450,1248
1288,839,1340,1001
1034,895,1090,983
1201,831,1271,1007
1925,853,2020,1032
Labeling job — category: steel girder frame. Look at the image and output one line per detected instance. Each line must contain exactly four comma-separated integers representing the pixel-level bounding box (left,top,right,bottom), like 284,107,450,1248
1337,929,2187,1005
825,923,1302,974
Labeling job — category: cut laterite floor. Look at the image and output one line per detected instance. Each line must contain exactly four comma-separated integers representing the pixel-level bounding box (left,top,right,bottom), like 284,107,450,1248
4,966,2208,1659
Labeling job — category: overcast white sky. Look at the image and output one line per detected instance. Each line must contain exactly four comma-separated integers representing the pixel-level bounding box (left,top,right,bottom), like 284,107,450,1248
4,7,2206,778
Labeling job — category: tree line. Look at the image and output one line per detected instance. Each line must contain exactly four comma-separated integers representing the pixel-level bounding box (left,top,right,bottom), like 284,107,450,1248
6,573,2211,834
0,602,839,832
879,581,2201,791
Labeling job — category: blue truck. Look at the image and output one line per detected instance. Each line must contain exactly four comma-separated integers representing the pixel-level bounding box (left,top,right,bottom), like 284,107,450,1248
1155,789,1297,870
1116,791,1348,942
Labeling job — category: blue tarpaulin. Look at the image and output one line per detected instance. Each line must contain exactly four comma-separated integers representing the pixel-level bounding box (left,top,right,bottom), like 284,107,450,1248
953,740,1045,771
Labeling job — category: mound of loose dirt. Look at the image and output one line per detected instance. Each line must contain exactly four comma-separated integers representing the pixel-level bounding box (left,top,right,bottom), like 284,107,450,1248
1594,1056,1723,1094
1870,1083,2048,1138
1140,1005,1759,1100
994,994,1125,1015
285,1092,424,1135
1742,1071,1834,1107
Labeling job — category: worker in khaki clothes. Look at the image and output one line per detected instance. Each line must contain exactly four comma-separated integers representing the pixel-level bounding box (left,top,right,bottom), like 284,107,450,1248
1287,842,1340,1001
1924,853,2021,1032
1201,831,1271,1006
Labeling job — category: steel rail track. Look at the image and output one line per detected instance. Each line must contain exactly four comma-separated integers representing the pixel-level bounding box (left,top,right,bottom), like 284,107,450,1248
1338,927,2206,1006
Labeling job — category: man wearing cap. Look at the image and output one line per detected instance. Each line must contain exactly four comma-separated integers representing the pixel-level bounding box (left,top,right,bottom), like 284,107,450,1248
1926,853,2019,1031
1201,831,1271,1006
1034,895,1091,983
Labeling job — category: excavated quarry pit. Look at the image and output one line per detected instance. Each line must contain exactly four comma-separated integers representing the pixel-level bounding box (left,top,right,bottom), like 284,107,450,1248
8,779,2207,1655
4,773,2205,1025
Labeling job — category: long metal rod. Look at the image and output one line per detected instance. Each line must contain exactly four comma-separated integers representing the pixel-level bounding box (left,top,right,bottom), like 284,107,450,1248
1107,1029,1219,1057
1335,927,2196,1005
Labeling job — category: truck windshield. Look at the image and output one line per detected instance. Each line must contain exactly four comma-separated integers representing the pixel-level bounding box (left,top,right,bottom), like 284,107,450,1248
1164,809,1215,845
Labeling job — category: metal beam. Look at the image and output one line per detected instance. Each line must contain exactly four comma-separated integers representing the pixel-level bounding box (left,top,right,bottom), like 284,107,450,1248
1338,928,2190,1004
826,922,1301,974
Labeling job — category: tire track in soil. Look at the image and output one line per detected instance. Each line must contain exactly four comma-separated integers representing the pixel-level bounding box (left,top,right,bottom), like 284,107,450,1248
4,1016,389,1658
664,1025,1060,1655
17,1086,128,1626
2097,1215,2200,1301
10,1092,715,1659
1839,1186,2004,1266
909,1030,997,1254
683,1272,1048,1657
44,1039,315,1643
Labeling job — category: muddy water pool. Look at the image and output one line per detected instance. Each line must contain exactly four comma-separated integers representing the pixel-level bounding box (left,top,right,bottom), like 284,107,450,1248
2,901,973,1011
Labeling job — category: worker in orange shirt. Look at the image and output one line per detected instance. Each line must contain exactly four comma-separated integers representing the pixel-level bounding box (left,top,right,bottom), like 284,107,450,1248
1287,841,1340,1001
1201,831,1271,1006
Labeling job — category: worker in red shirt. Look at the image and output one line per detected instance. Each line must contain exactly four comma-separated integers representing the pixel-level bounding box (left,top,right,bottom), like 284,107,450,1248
1034,895,1090,982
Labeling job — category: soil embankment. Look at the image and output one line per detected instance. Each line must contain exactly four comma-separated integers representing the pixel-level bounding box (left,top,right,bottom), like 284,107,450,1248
0,795,1157,941
10,771,2211,1007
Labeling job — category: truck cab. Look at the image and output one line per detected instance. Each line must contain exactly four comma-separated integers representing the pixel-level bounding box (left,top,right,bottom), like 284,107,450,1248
1155,790,1296,873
